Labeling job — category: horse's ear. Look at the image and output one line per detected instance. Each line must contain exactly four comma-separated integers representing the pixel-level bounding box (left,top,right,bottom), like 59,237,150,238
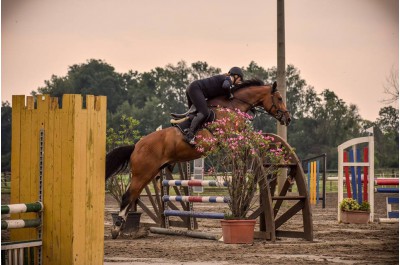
272,81,277,93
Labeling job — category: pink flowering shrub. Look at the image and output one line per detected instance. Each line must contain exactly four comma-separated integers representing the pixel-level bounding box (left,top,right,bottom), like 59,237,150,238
196,108,288,219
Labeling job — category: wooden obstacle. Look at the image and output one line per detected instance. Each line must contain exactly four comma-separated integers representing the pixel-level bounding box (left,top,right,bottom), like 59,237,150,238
378,197,399,223
338,135,374,222
9,94,106,265
302,154,327,208
338,134,399,223
149,133,313,242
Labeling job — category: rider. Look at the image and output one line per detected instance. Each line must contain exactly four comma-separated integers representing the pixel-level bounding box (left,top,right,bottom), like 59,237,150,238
182,67,244,145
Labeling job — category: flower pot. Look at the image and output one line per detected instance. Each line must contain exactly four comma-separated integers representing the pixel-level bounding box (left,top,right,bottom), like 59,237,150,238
221,219,256,244
111,211,142,232
341,210,370,224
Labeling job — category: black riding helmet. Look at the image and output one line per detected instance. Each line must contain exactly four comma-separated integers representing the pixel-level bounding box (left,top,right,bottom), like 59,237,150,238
228,67,244,80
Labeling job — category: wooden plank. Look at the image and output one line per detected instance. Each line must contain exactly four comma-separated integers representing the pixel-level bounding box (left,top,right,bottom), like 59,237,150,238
276,230,307,239
273,177,292,217
10,96,24,241
87,95,96,263
275,201,304,229
152,179,163,218
137,200,160,224
60,94,74,264
19,101,34,241
272,196,306,200
259,177,276,242
73,95,87,265
144,185,159,217
48,105,62,265
91,95,106,264
42,96,56,265
295,164,314,241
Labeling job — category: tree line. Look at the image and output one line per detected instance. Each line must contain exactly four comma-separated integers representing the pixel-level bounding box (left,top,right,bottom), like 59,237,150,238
1,59,398,171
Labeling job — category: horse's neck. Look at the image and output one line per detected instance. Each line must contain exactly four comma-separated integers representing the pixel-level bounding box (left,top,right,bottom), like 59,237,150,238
208,87,264,113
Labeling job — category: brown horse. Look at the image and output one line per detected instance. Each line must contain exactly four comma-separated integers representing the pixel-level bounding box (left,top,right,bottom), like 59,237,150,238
106,79,291,238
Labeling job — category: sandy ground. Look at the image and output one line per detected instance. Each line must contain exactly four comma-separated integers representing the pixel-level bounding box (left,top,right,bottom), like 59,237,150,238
2,192,398,265
103,192,399,265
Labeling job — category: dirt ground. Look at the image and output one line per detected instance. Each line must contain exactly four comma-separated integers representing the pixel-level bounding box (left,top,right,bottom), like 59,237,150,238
103,192,399,265
2,192,398,264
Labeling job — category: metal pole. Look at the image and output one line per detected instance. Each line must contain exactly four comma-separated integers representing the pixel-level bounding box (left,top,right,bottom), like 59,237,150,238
277,0,287,192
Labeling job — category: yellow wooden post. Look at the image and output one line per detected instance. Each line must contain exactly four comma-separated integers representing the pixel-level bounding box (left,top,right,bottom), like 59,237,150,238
11,94,107,265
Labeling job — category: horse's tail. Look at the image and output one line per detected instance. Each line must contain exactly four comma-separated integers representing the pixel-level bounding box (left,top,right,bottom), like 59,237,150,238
105,145,135,180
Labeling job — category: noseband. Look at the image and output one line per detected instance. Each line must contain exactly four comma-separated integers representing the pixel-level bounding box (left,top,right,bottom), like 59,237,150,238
267,92,290,121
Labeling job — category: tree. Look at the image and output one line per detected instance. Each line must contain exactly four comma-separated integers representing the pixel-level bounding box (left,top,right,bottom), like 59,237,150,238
381,67,399,106
106,115,141,152
37,59,128,113
376,106,399,134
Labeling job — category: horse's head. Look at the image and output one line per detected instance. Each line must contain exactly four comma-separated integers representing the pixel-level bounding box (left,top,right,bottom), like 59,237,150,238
261,82,291,126
210,79,291,126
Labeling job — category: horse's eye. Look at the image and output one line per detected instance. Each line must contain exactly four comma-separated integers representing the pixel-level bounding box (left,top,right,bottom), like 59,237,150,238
278,97,283,101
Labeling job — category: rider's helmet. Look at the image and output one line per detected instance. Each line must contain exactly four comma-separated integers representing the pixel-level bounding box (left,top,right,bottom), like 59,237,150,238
228,67,244,80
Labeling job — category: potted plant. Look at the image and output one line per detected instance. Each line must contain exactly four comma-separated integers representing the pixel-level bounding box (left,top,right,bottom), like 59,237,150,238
195,108,287,244
339,198,370,224
106,115,142,233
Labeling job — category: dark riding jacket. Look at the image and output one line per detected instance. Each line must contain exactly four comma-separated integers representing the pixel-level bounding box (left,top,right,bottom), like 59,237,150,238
191,75,232,99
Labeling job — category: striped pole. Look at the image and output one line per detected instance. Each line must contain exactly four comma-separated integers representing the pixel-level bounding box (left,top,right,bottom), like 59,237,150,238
163,195,230,203
375,179,399,185
356,148,362,204
1,219,41,230
375,188,399,193
164,210,225,219
344,151,352,198
1,202,43,215
162,180,228,187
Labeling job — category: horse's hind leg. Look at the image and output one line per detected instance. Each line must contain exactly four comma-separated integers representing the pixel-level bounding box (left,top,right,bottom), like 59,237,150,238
111,168,160,239
111,186,139,239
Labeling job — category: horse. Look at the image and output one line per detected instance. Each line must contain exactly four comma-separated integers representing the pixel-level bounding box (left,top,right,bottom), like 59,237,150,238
106,79,291,238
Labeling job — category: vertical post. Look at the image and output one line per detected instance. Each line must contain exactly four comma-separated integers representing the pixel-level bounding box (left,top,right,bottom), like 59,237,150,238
277,0,287,192
368,135,374,222
337,146,343,222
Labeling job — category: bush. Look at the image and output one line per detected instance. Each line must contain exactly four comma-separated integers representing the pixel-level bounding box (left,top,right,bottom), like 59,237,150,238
340,198,370,212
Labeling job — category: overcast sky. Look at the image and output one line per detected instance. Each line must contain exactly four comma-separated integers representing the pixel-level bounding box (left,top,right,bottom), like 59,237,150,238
2,0,399,121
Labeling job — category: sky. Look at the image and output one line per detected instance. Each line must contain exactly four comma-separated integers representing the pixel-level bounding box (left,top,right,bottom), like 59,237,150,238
2,0,399,121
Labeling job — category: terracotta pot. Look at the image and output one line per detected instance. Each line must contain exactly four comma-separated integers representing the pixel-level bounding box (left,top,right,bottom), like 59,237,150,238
341,210,370,224
221,219,256,244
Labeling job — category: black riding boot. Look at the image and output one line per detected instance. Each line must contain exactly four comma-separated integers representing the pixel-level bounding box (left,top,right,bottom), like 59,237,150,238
184,113,206,145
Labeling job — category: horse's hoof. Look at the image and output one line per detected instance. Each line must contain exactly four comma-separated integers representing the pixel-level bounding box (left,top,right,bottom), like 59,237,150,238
111,226,120,239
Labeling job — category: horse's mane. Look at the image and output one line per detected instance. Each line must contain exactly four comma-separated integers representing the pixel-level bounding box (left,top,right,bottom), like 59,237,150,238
234,78,265,90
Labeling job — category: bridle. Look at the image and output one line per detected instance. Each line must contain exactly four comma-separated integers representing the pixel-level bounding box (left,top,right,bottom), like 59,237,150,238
232,91,290,121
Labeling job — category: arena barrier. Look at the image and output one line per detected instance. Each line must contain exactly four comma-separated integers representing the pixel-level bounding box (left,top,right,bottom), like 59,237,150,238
302,154,327,208
8,94,106,265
